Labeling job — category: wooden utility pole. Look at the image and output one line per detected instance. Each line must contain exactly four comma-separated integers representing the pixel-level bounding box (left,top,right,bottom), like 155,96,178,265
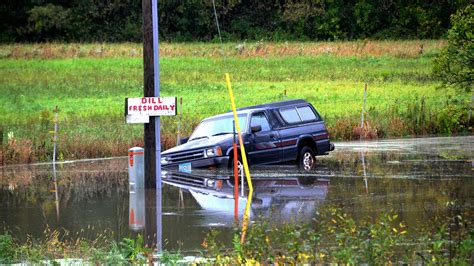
142,0,163,253
143,0,156,188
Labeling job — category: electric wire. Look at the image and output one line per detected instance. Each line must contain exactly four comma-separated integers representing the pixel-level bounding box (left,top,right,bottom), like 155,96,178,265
211,0,227,67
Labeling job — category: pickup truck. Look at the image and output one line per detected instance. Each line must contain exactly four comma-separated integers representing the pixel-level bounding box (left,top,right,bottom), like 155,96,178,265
161,99,334,171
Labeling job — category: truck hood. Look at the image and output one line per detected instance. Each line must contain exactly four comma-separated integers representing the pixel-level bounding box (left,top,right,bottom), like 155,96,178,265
162,134,233,155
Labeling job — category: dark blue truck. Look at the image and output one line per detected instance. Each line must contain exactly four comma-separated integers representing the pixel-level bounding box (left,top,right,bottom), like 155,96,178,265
161,99,334,171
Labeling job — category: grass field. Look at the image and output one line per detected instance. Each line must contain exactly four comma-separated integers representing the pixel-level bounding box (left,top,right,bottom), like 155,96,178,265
0,40,471,164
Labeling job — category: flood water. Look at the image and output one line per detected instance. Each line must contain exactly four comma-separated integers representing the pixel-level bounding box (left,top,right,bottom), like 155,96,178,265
1,136,472,253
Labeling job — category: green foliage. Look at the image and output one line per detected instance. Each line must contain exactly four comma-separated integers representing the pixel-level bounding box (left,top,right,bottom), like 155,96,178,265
1,206,472,264
436,97,469,134
0,234,15,264
201,228,224,259
1,231,153,264
354,1,379,38
359,213,406,264
160,250,184,265
240,220,271,262
116,234,151,264
312,1,346,40
25,4,71,42
415,201,474,265
433,4,474,93
17,244,45,263
319,208,407,264
202,208,472,264
405,96,431,135
0,1,471,42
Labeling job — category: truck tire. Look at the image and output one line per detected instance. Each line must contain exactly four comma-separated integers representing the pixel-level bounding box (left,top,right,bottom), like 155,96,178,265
298,146,316,171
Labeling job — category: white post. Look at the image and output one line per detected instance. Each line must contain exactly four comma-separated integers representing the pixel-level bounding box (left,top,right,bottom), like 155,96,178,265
52,106,60,220
176,97,182,146
360,84,367,129
361,151,368,194
241,167,244,197
128,147,145,190
52,106,59,163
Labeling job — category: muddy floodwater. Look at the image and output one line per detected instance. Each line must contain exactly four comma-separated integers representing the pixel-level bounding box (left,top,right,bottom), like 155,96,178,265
1,136,472,253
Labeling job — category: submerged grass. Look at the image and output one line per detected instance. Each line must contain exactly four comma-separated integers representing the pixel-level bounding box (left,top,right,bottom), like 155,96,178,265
0,41,472,164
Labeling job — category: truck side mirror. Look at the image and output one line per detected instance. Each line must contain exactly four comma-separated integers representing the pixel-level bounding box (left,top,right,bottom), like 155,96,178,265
179,137,189,145
251,125,262,133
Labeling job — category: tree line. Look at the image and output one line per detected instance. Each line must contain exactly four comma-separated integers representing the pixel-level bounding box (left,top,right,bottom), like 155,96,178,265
0,0,471,43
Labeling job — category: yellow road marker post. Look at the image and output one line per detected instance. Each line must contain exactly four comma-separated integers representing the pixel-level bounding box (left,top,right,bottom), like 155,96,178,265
225,73,253,243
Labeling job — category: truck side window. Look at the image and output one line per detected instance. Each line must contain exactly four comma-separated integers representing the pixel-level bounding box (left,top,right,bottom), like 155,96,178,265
279,108,301,124
251,113,271,131
297,106,318,121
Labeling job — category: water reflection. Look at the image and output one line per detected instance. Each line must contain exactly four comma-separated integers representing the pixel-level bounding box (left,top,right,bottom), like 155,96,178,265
360,150,368,194
0,159,130,242
0,136,472,252
129,188,145,231
52,160,60,221
162,171,329,226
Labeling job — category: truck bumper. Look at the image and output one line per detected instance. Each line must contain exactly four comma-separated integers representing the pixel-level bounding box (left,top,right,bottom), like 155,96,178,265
162,156,230,169
323,143,335,155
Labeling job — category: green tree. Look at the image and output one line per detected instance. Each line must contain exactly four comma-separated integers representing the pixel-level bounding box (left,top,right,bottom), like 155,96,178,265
26,4,72,42
0,0,471,42
354,0,379,38
433,4,473,93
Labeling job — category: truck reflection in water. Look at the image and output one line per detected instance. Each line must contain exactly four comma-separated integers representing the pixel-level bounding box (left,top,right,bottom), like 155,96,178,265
161,170,329,226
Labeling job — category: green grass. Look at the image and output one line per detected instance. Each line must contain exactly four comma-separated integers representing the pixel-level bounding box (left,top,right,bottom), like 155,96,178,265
0,41,471,163
0,55,444,122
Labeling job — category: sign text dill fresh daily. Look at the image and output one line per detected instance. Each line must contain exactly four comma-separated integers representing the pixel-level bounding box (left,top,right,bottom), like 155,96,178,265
125,97,176,123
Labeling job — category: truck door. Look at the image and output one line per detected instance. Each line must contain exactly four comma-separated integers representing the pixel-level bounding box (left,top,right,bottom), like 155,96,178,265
247,111,281,164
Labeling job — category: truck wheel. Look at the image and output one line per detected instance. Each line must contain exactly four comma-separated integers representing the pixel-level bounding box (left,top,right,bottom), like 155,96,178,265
298,146,316,171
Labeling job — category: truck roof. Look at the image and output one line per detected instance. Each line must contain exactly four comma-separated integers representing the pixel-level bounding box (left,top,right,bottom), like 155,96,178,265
204,99,309,121
236,99,308,111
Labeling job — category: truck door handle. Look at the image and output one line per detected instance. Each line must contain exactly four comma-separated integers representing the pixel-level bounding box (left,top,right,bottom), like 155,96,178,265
269,134,276,139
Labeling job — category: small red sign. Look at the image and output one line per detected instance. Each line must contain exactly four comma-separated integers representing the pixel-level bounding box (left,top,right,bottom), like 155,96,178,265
129,153,134,167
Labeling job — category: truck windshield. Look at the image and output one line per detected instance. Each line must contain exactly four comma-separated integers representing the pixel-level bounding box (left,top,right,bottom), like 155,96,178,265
189,114,248,141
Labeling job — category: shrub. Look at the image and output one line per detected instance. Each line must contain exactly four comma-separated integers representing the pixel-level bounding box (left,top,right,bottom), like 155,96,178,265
433,4,473,93
0,234,15,264
25,4,72,42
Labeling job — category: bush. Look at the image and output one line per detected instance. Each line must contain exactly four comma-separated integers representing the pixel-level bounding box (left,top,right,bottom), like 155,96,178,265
433,4,474,93
25,4,72,42
0,234,15,264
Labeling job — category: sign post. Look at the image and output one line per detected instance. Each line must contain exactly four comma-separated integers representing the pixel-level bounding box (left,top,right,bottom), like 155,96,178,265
141,0,162,254
150,0,161,253
150,9,160,255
